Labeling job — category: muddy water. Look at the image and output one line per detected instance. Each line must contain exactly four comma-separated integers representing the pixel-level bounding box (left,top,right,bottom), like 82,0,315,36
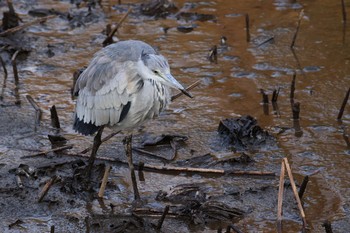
1,0,350,232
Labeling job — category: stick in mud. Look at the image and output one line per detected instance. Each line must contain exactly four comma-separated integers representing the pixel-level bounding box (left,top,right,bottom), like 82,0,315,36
0,15,56,37
50,225,55,233
0,55,7,100
322,220,333,233
124,135,140,200
245,14,250,42
208,45,218,63
98,165,111,198
138,162,145,181
156,205,170,230
260,89,269,115
337,87,350,120
227,224,244,233
12,50,20,105
0,55,8,77
26,95,42,128
103,7,132,47
38,175,59,202
292,102,300,120
50,105,60,129
171,80,200,101
283,158,307,228
298,175,309,199
291,10,304,48
290,72,296,103
65,152,276,176
341,0,347,23
272,88,280,103
343,131,350,148
21,144,73,158
277,161,285,233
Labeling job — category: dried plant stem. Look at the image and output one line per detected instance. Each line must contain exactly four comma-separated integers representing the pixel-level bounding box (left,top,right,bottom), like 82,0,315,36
291,10,304,48
171,80,201,101
277,161,285,233
0,15,55,37
21,144,73,158
26,95,42,126
98,165,111,198
337,87,350,120
38,175,58,202
283,158,307,227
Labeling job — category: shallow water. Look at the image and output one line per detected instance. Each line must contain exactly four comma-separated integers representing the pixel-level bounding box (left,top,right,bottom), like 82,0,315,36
1,0,350,232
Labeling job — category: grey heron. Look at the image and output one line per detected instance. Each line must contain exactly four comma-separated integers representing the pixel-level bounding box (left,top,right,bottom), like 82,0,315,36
73,40,192,176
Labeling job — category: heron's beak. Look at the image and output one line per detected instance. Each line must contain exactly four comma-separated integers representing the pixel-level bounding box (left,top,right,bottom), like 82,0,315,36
166,74,193,98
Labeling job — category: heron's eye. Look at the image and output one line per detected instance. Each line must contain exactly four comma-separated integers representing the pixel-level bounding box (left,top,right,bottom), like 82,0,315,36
153,70,159,75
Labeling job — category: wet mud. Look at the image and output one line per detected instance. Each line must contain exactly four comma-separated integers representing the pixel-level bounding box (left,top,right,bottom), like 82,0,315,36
0,0,350,232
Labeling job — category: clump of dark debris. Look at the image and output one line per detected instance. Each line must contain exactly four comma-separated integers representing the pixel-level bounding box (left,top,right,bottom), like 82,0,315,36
218,115,276,151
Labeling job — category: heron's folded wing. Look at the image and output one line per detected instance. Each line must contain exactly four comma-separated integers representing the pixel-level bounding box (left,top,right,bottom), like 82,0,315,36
75,58,143,126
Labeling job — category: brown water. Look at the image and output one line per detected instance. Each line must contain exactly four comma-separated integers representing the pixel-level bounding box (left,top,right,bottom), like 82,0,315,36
1,0,350,232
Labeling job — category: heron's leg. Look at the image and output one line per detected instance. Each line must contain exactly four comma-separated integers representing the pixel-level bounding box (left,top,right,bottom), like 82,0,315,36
86,126,105,177
123,134,140,200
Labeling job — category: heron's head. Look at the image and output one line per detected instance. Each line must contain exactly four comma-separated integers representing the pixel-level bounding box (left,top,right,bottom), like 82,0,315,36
139,53,192,98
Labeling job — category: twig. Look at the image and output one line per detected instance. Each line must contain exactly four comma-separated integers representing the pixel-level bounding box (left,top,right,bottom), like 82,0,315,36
21,144,73,158
26,95,42,126
290,72,296,102
50,105,60,128
277,161,285,233
0,55,7,101
341,0,347,23
208,45,218,63
156,205,170,230
98,165,111,198
291,10,304,48
138,162,145,181
0,55,8,77
50,225,55,233
171,80,201,101
283,158,307,227
227,224,244,233
322,220,333,233
80,131,120,154
343,131,350,147
12,50,20,105
272,88,280,103
298,175,309,199
64,152,276,176
337,87,350,120
102,7,132,47
124,135,140,200
260,89,269,104
257,36,274,47
292,102,300,120
133,147,171,162
245,14,250,42
0,15,55,37
38,175,58,202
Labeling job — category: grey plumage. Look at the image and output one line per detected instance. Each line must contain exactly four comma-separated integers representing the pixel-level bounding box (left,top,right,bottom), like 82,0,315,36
73,40,190,136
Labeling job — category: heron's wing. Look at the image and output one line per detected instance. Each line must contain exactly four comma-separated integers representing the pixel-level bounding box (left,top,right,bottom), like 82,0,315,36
74,54,144,128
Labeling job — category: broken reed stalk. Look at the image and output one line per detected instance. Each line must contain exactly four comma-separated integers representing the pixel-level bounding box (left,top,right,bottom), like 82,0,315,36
283,158,307,228
98,165,111,198
50,105,60,128
343,131,350,147
260,89,269,104
277,161,285,233
124,135,140,200
0,55,8,77
21,144,73,158
292,102,300,120
133,147,172,162
38,175,58,202
26,95,42,126
272,88,280,103
298,175,309,199
337,87,350,120
12,50,20,105
245,13,250,42
290,72,296,102
227,224,243,233
0,15,56,37
138,162,145,181
208,45,218,63
156,205,170,230
171,80,201,101
85,216,90,233
322,220,333,233
80,131,120,154
65,152,276,176
291,10,304,48
50,225,55,233
103,7,132,47
341,0,347,23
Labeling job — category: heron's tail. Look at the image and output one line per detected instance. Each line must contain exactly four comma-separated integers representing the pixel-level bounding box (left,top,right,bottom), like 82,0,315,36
73,115,100,136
